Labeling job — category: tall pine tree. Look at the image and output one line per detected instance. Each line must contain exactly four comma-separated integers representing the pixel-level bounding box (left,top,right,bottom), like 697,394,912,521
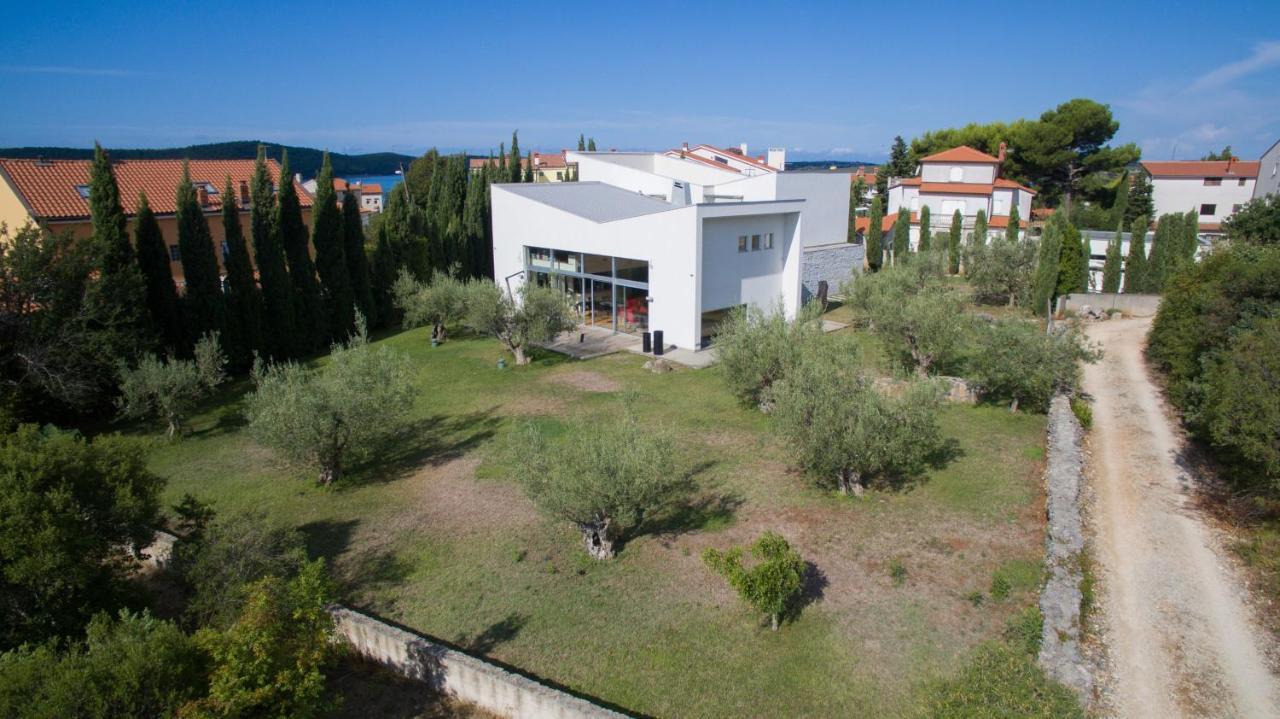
342,183,375,321
85,143,153,361
250,146,296,361
948,210,962,273
918,205,932,252
311,153,356,340
892,209,910,264
1124,214,1149,293
277,150,327,352
866,196,884,270
1125,173,1154,227
508,131,522,184
1101,223,1123,293
888,136,911,179
174,161,225,347
133,191,184,354
220,176,263,368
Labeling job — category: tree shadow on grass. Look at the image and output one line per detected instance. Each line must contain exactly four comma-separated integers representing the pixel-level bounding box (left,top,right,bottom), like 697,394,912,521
341,409,503,488
648,491,744,538
456,612,527,657
872,437,966,494
336,548,418,596
299,519,360,562
788,560,829,622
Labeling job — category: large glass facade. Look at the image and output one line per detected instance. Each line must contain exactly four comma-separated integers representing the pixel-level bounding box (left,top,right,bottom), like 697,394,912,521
524,247,649,335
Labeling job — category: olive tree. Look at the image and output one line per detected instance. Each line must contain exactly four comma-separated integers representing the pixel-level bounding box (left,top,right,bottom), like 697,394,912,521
116,332,226,438
245,316,415,485
464,281,575,365
510,400,686,559
703,531,804,631
966,319,1100,412
848,255,967,376
392,268,469,343
968,235,1038,307
713,302,824,409
766,338,944,495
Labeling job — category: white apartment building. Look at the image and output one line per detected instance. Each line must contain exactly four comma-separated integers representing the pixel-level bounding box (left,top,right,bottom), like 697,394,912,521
883,145,1034,246
1141,159,1259,234
490,145,854,350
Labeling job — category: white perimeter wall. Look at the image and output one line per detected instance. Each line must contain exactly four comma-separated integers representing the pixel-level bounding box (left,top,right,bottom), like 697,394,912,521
1151,176,1256,224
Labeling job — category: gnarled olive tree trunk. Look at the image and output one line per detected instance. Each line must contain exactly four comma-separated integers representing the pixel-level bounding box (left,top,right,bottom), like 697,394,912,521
835,469,865,497
577,517,616,560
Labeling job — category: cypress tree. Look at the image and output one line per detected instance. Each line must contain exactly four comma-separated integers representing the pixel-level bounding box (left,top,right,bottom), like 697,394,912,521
1004,205,1021,244
220,176,263,368
874,166,889,201
1056,218,1087,296
1111,171,1130,228
478,161,496,278
1146,213,1171,292
577,134,586,152
462,167,487,277
866,196,884,270
888,136,911,178
133,191,184,354
370,220,398,327
587,137,597,151
973,209,988,246
498,142,507,178
1031,214,1064,316
523,151,535,183
948,210,962,273
250,146,296,361
277,150,327,352
892,209,910,264
174,161,225,347
85,142,153,360
1124,215,1149,293
311,153,356,340
1182,210,1201,264
918,205,932,252
1101,223,1123,293
508,131,522,183
343,182,375,321
1126,173,1154,227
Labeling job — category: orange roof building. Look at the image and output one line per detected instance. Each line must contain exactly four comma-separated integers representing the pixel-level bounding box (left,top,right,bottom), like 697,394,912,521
0,156,314,288
883,143,1033,247
1140,158,1259,233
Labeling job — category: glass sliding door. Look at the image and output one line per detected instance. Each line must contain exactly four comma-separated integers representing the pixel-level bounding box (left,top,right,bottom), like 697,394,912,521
524,247,649,336
617,285,648,334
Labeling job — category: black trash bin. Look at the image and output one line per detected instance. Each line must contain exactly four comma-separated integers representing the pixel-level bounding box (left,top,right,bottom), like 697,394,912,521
653,330,664,356
642,331,652,353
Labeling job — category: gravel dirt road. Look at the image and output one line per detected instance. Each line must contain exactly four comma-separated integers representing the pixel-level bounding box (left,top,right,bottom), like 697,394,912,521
1084,316,1280,718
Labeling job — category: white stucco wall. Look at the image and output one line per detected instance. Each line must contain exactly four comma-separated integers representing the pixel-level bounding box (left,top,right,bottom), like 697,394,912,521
921,162,997,184
1150,175,1256,225
1255,141,1280,199
571,154,673,198
698,214,789,313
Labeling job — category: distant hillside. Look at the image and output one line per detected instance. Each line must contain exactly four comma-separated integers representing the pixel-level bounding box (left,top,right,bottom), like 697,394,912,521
0,141,416,179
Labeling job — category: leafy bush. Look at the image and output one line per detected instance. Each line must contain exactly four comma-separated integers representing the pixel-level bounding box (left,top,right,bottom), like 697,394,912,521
190,559,337,719
392,268,469,342
890,558,908,586
117,332,226,438
464,281,576,365
968,235,1037,307
712,302,823,408
704,531,805,631
1223,193,1280,246
0,425,163,649
1070,397,1093,429
0,610,206,719
847,253,968,376
246,316,415,485
172,511,309,629
1196,316,1280,484
966,319,1099,413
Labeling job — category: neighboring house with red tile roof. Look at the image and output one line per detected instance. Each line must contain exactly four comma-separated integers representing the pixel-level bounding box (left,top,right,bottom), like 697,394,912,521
0,157,313,288
469,153,578,183
663,143,786,176
885,143,1033,247
1140,158,1259,234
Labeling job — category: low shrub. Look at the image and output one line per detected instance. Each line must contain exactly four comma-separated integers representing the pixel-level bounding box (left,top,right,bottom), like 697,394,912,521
1070,398,1093,429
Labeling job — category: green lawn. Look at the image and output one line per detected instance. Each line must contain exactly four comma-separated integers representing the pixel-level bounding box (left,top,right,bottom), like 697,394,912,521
141,327,1049,718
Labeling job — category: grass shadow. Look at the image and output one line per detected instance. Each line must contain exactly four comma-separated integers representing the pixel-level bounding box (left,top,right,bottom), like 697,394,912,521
456,612,528,656
647,491,744,537
337,548,417,595
341,408,504,488
299,518,360,561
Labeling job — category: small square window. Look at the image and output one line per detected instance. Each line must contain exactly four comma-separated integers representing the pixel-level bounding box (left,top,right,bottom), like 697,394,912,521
1238,178,1246,186
737,235,747,253
169,245,181,261
751,234,761,251
1199,203,1216,216
1204,177,1222,186
764,232,774,249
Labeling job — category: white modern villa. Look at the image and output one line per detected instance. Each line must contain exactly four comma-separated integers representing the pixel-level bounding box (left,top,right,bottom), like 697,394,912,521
490,144,854,351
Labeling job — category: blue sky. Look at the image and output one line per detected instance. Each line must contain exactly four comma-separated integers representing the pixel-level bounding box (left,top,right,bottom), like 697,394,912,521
1,1,1278,162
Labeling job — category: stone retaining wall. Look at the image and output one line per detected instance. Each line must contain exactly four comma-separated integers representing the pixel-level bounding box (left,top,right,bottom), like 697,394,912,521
1057,292,1160,317
1038,395,1093,702
139,532,628,718
802,242,864,302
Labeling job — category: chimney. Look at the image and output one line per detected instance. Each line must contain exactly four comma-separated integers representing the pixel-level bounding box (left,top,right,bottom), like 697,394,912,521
239,180,250,205
997,142,1007,163
682,142,689,152
740,142,749,155
767,147,787,171
196,184,209,207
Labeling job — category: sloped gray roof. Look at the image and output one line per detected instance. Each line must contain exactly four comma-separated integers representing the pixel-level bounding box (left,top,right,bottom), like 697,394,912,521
497,181,674,223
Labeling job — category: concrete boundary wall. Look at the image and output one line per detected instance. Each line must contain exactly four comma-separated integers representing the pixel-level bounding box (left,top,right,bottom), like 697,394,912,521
1038,395,1093,703
139,532,628,719
1058,293,1161,317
